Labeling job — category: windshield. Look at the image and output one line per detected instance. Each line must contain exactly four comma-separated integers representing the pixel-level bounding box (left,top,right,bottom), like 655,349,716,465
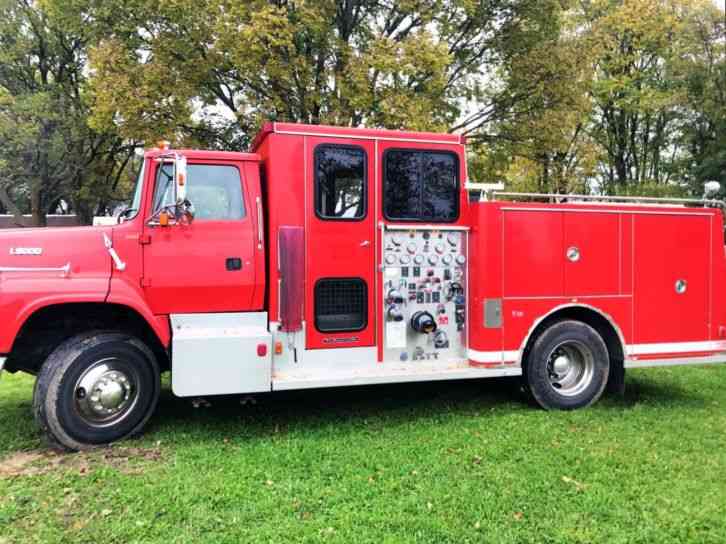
123,161,145,220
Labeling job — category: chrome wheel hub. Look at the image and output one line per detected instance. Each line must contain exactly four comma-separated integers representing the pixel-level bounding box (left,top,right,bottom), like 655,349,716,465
74,358,139,427
546,341,595,397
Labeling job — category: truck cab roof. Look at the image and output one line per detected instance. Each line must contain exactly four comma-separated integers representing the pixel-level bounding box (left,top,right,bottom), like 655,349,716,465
144,148,261,162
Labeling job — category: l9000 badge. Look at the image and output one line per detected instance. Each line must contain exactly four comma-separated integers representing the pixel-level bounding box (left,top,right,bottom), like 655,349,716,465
9,247,43,255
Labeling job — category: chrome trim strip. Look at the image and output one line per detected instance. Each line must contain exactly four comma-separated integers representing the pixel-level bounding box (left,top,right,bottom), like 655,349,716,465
627,340,726,356
0,356,6,373
516,303,628,367
0,263,70,276
625,355,726,369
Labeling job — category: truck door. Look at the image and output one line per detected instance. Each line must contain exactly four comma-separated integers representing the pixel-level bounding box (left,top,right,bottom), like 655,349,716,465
142,160,258,314
305,137,376,349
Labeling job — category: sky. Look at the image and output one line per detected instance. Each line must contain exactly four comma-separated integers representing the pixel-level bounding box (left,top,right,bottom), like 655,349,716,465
716,0,725,10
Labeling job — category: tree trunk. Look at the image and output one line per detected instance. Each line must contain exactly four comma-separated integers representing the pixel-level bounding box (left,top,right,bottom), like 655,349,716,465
30,189,46,227
0,185,27,227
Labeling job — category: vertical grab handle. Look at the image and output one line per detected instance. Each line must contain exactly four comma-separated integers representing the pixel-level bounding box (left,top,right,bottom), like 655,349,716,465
256,196,264,250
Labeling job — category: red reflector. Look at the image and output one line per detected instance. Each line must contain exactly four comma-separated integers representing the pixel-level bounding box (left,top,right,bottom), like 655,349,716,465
257,344,268,357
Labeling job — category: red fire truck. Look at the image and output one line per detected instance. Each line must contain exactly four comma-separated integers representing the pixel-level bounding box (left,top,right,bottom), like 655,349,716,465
1,122,724,450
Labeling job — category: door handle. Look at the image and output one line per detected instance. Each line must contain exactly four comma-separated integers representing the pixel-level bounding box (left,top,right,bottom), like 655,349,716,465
226,257,242,271
360,240,370,247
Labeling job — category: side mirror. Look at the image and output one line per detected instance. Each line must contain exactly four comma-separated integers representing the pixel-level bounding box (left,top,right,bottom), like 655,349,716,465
175,155,187,203
704,181,721,199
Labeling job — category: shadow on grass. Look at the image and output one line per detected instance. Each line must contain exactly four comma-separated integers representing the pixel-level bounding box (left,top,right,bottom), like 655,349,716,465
605,374,708,410
148,377,527,439
146,370,709,443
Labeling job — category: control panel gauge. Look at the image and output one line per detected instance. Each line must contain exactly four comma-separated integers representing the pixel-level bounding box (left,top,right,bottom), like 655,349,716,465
385,254,396,265
442,254,453,265
414,255,424,265
447,233,458,246
399,254,411,265
407,243,417,254
435,243,445,254
391,233,403,246
428,254,439,265
456,255,466,265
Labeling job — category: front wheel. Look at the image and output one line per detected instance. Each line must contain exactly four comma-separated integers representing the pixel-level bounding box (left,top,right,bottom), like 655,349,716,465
33,332,160,451
524,320,609,410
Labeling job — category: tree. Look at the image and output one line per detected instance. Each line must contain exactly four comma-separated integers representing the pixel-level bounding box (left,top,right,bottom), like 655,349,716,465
68,0,563,149
676,2,726,195
467,4,600,192
0,0,133,226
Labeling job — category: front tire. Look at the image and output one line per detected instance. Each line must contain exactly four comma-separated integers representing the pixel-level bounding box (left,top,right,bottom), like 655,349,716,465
524,320,609,410
33,332,160,451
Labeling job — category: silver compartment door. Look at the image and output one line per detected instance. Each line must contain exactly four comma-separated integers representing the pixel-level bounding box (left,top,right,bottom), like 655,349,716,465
171,312,271,397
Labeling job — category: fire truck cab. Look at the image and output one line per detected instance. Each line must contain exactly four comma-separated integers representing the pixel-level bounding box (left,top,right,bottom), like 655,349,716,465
1,122,725,450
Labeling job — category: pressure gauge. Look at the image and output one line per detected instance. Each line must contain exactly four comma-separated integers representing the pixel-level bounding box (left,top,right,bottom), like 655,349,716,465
442,254,453,266
385,254,397,265
456,255,466,265
391,233,403,246
407,242,417,254
399,254,411,265
435,243,445,254
428,254,439,265
414,255,424,265
447,233,458,246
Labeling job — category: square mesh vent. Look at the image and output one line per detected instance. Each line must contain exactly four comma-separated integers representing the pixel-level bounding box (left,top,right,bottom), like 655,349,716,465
314,278,367,332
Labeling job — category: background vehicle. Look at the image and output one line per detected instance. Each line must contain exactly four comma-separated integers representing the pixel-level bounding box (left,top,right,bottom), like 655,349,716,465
2,122,725,450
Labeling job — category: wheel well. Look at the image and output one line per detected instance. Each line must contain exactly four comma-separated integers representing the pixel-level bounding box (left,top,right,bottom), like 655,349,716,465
6,303,169,375
522,306,625,370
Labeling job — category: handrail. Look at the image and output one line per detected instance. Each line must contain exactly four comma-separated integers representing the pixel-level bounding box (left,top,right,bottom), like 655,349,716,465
465,188,724,209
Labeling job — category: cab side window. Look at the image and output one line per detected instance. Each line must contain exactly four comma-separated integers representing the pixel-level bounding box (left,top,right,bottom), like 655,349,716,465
314,145,366,220
153,164,245,221
383,149,459,222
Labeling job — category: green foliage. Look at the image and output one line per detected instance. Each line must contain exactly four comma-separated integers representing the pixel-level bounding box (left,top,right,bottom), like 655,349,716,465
0,0,136,225
67,0,562,148
474,0,726,198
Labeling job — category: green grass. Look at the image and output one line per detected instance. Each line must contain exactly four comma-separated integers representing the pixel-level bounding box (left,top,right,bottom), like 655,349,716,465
1,367,726,543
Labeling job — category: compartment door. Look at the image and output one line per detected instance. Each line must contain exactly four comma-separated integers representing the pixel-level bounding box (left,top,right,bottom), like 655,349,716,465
634,214,710,344
564,212,620,296
305,137,376,349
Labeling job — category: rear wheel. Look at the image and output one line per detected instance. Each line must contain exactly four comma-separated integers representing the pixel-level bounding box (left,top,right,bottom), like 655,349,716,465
33,332,160,451
524,320,609,410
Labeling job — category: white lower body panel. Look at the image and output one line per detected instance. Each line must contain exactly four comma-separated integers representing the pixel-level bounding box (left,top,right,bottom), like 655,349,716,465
171,312,271,397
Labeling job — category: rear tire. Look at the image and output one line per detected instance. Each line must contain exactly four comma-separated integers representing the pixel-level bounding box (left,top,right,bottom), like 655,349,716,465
524,320,609,410
33,332,160,451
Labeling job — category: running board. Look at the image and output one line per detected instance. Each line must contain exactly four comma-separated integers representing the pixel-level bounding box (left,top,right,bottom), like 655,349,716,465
272,363,521,391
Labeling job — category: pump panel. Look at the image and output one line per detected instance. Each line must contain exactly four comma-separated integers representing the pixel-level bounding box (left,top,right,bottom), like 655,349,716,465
382,227,468,363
